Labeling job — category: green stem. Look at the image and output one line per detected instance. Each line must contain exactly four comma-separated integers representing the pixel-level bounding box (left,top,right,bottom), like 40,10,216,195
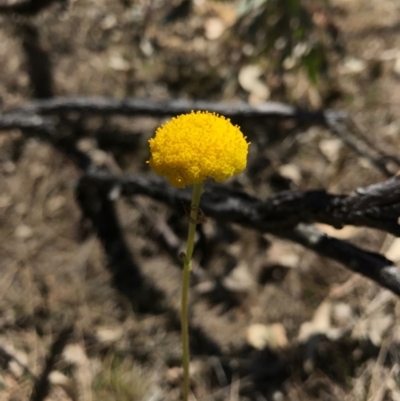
181,183,203,401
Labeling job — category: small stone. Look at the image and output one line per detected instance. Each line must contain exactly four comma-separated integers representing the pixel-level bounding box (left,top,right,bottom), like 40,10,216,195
385,238,400,263
342,57,366,74
77,138,97,153
278,164,302,185
298,301,332,342
246,323,288,350
166,367,182,385
315,224,361,240
272,391,285,401
140,38,154,57
333,302,354,327
14,224,33,240
204,18,225,40
266,240,300,269
194,280,216,295
0,338,28,378
109,55,131,72
90,149,109,166
95,327,124,344
49,371,78,401
319,138,342,163
222,262,255,293
63,344,87,366
101,14,117,30
238,65,270,102
394,55,400,77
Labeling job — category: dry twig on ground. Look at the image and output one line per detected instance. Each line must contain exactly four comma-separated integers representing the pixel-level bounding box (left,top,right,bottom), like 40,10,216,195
78,171,400,296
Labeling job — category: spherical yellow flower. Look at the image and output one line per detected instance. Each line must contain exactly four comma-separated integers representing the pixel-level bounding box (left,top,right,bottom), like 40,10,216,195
148,111,250,188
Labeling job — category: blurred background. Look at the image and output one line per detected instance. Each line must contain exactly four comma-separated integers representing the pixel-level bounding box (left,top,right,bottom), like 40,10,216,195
1,0,400,400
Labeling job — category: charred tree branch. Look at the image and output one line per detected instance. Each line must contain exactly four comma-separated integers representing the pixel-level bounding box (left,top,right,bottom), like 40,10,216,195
285,224,400,297
76,171,400,296
0,113,56,134
0,0,65,16
2,98,394,178
78,172,400,236
8,96,344,122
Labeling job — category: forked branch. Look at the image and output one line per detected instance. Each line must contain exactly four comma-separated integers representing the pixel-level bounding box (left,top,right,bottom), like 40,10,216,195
77,171,400,296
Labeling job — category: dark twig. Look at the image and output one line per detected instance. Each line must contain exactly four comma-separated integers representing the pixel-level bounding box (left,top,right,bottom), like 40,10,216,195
20,24,54,99
0,98,335,145
3,98,395,180
0,345,37,381
285,224,400,296
0,0,65,15
2,95,398,296
78,172,400,236
8,96,344,122
29,325,73,401
76,171,400,296
0,113,56,134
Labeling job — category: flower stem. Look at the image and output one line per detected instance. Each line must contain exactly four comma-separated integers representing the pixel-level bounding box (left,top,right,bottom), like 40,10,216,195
181,183,203,401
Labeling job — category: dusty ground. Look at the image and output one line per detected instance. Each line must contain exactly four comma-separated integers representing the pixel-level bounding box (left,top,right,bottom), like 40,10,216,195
1,0,400,400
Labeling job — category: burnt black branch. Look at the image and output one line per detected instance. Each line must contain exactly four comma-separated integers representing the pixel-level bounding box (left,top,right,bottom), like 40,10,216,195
0,0,65,16
3,97,393,177
8,96,343,122
29,325,73,401
77,171,400,296
79,172,400,236
285,224,400,297
20,24,54,99
0,112,56,134
2,97,399,296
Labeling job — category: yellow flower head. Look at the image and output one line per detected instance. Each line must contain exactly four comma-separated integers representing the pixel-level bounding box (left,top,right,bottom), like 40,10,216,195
148,111,250,188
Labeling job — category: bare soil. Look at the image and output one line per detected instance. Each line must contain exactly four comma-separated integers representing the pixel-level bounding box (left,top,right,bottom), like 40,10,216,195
1,0,400,400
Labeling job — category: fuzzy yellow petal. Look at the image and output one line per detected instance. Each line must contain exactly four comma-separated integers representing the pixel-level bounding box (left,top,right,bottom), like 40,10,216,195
148,111,250,188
